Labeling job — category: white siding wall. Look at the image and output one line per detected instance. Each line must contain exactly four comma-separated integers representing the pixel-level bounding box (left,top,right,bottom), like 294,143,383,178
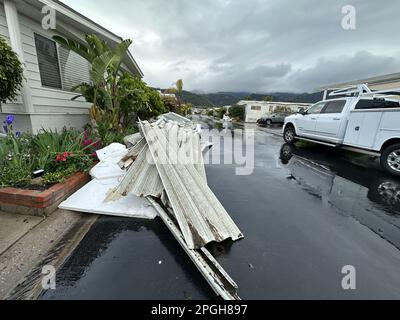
0,3,91,115
240,101,312,122
245,105,270,123
18,13,91,114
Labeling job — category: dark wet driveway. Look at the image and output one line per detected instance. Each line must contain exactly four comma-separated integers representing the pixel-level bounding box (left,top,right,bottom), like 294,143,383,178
40,118,400,300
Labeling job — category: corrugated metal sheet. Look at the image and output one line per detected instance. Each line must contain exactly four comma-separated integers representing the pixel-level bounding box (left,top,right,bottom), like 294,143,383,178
157,112,192,125
111,126,207,200
140,121,244,250
118,138,146,168
106,143,164,200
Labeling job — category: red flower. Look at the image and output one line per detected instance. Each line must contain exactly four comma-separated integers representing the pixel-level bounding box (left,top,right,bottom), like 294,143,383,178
56,152,70,163
83,138,93,147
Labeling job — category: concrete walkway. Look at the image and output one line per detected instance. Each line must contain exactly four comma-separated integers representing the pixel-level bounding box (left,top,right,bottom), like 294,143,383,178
0,212,44,256
0,209,97,299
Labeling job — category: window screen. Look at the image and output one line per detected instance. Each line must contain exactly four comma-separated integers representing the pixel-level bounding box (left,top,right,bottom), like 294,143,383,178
34,33,62,89
322,100,346,114
58,46,91,91
355,99,400,110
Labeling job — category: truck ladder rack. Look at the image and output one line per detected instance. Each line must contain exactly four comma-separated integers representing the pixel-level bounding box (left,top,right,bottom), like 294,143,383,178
329,84,400,98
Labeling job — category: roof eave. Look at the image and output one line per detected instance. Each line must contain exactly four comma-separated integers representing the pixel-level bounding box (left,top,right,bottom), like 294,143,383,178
318,72,400,91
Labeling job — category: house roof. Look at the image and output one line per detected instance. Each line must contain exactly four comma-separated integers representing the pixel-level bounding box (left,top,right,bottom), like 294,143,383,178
237,100,311,106
19,0,143,77
318,72,400,91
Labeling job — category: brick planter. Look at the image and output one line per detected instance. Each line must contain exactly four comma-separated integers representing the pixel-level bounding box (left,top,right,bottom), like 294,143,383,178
0,172,90,217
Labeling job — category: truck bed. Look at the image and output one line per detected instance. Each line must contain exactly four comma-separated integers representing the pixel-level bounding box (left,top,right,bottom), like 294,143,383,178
344,109,400,151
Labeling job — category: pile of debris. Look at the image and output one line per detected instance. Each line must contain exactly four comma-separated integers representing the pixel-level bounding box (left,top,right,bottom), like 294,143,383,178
60,113,244,300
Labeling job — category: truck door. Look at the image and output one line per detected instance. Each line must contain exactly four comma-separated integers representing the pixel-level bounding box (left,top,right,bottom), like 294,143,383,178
296,102,326,135
315,100,347,141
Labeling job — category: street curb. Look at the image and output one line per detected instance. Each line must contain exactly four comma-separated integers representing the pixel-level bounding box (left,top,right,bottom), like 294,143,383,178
27,214,98,300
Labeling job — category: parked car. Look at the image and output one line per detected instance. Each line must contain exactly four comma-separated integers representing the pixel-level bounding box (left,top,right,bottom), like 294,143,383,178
282,84,400,176
257,113,289,126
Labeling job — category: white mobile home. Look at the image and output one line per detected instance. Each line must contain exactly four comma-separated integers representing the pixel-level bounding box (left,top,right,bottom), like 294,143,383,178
237,100,311,123
0,0,143,133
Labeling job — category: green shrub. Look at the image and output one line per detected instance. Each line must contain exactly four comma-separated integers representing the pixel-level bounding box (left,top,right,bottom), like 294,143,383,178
216,107,227,119
42,167,75,185
229,105,245,121
0,38,24,104
0,166,31,188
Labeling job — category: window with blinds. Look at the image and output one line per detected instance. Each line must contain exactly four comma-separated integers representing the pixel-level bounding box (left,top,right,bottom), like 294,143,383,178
34,33,91,92
58,46,91,91
34,33,62,89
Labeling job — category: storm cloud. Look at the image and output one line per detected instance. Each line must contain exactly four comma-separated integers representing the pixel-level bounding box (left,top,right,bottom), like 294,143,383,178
62,0,400,92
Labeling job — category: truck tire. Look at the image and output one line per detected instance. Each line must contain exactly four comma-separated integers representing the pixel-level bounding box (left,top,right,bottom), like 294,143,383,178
381,143,400,177
283,126,297,144
266,119,272,126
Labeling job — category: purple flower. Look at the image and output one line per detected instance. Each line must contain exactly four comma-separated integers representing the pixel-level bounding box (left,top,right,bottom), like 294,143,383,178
15,131,21,138
5,115,14,125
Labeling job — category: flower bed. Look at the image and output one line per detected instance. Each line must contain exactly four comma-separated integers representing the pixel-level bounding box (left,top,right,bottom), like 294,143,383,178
0,115,99,216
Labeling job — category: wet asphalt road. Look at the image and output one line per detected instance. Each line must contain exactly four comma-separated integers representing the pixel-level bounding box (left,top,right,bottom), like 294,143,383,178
41,117,400,300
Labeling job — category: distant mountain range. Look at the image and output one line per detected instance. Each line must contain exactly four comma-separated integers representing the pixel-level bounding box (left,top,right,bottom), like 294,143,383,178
179,90,323,108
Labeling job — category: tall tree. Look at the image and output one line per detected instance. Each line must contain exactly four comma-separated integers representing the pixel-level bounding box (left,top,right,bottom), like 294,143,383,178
176,79,183,96
175,79,184,110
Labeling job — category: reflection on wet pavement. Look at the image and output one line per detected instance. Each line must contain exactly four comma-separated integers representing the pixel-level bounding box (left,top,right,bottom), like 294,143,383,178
280,143,400,249
40,218,215,300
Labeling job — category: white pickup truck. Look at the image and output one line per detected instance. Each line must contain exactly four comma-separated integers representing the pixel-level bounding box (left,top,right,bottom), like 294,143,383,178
283,84,400,177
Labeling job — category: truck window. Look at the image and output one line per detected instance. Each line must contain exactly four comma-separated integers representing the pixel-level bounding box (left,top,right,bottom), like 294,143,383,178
251,106,262,111
355,99,400,110
307,102,325,114
322,100,346,114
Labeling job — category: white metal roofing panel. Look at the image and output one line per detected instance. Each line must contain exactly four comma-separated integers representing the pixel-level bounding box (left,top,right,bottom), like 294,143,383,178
106,143,164,200
140,121,244,249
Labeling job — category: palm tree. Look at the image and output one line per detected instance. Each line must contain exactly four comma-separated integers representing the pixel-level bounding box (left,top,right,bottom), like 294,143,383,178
176,79,183,96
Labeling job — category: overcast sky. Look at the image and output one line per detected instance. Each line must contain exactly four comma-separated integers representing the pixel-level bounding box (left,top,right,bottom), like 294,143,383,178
62,0,400,93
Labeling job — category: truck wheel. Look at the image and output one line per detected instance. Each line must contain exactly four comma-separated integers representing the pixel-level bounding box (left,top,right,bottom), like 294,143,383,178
381,143,400,177
266,119,272,126
283,126,297,144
